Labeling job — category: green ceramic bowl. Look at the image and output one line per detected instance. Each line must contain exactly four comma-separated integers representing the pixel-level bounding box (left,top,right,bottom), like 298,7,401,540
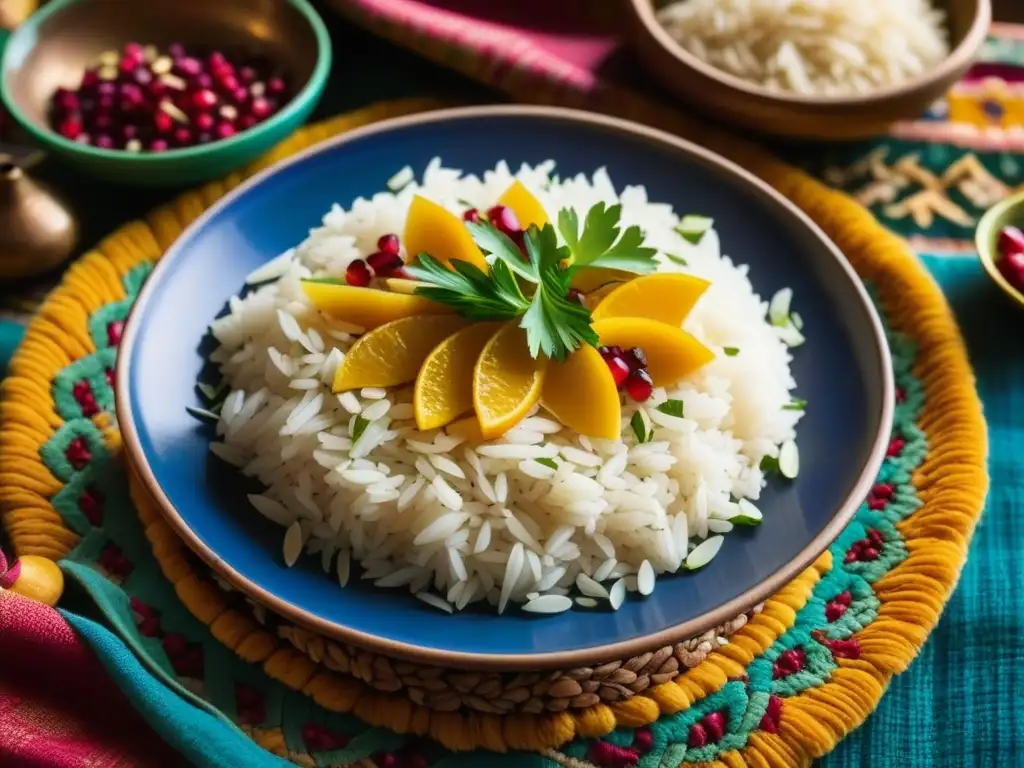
975,190,1024,309
0,0,331,187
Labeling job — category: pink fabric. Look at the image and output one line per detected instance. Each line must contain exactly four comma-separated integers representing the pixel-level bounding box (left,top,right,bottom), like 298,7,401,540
0,590,178,768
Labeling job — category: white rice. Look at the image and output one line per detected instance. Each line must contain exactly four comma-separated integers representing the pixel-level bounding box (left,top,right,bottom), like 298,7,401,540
656,0,949,97
204,159,804,614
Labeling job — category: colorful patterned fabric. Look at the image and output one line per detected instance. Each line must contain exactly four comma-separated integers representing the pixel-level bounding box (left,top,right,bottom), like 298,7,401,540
1,5,1022,767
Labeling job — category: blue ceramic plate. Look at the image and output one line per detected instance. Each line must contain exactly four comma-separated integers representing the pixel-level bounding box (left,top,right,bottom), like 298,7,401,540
117,106,893,669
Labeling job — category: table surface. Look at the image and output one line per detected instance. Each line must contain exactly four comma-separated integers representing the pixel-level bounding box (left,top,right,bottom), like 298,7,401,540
2,4,1021,767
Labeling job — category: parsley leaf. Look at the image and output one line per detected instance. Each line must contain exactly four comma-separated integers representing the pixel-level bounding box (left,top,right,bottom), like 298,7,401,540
466,220,536,282
723,347,740,357
405,254,529,321
519,224,599,361
656,399,685,418
535,457,558,470
558,202,658,275
352,415,370,442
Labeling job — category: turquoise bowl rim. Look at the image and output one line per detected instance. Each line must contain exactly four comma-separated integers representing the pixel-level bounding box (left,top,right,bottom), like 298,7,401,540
0,0,332,170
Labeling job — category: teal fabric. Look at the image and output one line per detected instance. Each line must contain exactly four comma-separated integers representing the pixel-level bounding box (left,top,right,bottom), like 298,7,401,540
822,255,1019,768
61,611,291,768
0,320,24,374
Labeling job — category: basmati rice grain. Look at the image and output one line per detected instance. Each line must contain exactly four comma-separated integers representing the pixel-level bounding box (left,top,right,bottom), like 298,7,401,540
416,591,454,613
577,573,610,599
609,577,627,610
594,558,618,582
708,519,734,534
473,521,492,554
338,391,361,414
429,454,467,480
361,387,387,400
686,535,725,570
522,595,573,614
637,560,655,596
282,522,303,567
499,543,525,614
431,475,464,511
361,399,391,422
575,596,598,608
414,512,469,545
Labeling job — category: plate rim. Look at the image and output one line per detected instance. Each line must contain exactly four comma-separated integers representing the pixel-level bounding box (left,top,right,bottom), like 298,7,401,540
115,104,895,670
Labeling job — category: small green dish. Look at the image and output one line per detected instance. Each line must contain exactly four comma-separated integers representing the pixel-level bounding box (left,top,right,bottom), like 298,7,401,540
975,190,1024,309
0,0,331,187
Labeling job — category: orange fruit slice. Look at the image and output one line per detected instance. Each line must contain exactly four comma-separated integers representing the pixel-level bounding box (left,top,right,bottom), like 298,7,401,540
303,281,451,330
444,415,486,444
592,317,715,387
497,180,549,231
592,273,711,328
404,195,488,270
473,322,547,439
333,315,468,392
541,345,622,439
569,267,632,294
414,322,503,431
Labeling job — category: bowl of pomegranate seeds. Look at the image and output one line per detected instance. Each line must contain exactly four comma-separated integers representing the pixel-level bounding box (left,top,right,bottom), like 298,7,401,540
976,191,1024,309
0,0,331,186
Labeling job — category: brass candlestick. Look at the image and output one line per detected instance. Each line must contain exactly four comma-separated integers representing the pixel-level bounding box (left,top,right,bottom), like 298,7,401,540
0,154,78,281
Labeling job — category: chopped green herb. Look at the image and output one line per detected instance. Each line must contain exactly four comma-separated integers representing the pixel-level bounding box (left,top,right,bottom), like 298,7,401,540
791,311,804,331
630,410,652,443
351,415,371,442
768,287,793,327
732,499,763,526
676,214,714,244
186,405,220,422
456,198,476,210
656,399,685,419
664,253,689,267
302,277,345,286
196,382,222,402
723,347,740,357
783,398,807,411
760,454,780,473
535,457,558,470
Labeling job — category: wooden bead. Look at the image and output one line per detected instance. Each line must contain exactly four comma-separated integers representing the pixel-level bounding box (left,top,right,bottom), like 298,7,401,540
6,555,64,607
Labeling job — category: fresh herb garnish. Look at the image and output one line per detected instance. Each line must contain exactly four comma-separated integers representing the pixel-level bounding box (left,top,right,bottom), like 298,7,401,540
303,276,345,285
535,457,558,470
558,202,658,275
676,215,714,245
760,454,780,473
405,253,529,321
351,415,371,442
656,399,685,418
630,410,652,443
723,347,740,357
664,253,689,267
783,397,807,411
186,405,221,422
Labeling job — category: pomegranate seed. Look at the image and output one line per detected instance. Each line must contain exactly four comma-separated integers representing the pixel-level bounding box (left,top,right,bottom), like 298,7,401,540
194,112,215,132
80,69,100,90
250,97,272,119
132,68,153,87
192,89,218,110
218,74,240,93
167,43,187,60
998,225,1024,257
625,369,654,402
487,205,521,234
92,113,114,131
238,65,257,84
377,234,400,255
999,251,1024,292
346,259,372,287
367,251,404,276
149,138,169,152
215,122,236,140
267,77,287,97
238,115,258,130
153,111,173,133
121,124,138,141
463,208,481,223
194,72,214,90
567,288,586,305
173,126,192,146
97,82,117,97
123,42,145,61
208,51,228,70
95,134,115,149
118,56,138,76
230,87,250,106
625,347,648,371
176,57,202,77
605,356,631,388
57,118,82,140
54,89,78,112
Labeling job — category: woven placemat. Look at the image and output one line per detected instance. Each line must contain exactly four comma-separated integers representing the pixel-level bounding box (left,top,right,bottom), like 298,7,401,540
0,98,987,767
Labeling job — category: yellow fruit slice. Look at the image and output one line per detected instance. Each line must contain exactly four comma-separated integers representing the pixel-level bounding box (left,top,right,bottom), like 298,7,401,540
569,267,632,294
333,315,468,392
444,415,486,444
541,345,622,439
592,317,715,387
497,179,549,231
473,323,547,439
303,281,451,330
383,277,427,295
414,322,503,431
404,195,488,270
592,273,711,327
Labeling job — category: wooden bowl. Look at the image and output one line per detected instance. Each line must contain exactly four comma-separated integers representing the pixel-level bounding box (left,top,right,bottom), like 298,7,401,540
0,0,331,186
625,0,991,140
